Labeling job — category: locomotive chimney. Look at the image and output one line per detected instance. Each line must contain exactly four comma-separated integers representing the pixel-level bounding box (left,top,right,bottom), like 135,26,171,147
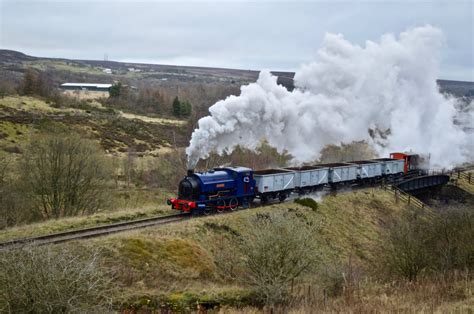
187,169,194,176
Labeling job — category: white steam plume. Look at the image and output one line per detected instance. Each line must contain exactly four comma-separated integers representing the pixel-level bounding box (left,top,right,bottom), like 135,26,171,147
186,26,472,169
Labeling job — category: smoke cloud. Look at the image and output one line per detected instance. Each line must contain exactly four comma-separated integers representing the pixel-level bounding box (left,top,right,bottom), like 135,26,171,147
186,26,472,169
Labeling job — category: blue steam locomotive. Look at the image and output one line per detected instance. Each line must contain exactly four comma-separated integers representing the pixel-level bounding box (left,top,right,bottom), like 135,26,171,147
168,167,256,215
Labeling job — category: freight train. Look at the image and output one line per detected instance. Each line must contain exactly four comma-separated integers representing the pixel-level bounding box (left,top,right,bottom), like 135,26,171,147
167,152,422,215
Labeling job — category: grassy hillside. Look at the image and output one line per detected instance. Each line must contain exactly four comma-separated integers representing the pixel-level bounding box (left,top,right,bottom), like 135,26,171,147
0,95,188,155
52,188,471,312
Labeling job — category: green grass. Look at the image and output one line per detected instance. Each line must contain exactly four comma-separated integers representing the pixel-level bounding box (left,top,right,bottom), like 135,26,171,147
0,96,82,114
105,237,215,280
1,96,54,112
0,96,53,149
0,121,30,144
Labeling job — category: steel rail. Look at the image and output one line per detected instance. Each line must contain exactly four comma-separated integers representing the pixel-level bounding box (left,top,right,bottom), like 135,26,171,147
0,213,190,250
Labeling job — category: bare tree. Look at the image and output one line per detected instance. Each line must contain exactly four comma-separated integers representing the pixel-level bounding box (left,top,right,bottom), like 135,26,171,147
20,132,110,219
429,205,474,274
383,213,430,281
0,153,13,227
237,212,320,306
123,147,137,188
0,245,112,312
0,153,28,227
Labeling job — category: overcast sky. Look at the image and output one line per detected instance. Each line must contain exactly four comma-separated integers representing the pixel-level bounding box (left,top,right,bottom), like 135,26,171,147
0,0,472,81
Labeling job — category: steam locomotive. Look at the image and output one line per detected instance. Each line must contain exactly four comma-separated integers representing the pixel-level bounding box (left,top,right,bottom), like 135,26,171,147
167,152,421,215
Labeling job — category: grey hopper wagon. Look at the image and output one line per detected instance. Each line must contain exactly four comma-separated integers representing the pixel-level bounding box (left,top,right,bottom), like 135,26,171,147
253,168,296,203
318,163,358,183
284,165,329,189
254,168,296,194
372,158,405,175
349,160,382,179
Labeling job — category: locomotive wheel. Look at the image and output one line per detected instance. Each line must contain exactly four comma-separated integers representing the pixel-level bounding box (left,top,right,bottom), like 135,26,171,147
229,198,238,211
203,207,212,216
216,199,226,213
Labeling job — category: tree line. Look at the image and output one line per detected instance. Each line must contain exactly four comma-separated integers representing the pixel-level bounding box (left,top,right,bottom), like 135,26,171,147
0,68,195,119
107,82,192,118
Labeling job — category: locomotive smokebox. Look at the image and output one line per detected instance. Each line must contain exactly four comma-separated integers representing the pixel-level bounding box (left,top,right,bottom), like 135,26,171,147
187,169,194,177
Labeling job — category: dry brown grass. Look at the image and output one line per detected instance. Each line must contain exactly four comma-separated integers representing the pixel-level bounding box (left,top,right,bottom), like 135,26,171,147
456,171,474,194
218,276,473,313
62,90,108,100
120,111,186,126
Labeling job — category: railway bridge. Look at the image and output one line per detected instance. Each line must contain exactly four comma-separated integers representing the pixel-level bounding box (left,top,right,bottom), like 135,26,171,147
395,174,451,193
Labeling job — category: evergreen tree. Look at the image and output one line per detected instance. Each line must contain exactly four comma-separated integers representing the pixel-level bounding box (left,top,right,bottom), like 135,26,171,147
109,82,122,98
172,96,181,117
180,100,192,117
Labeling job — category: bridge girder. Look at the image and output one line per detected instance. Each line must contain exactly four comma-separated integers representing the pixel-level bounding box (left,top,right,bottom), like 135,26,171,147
395,175,450,193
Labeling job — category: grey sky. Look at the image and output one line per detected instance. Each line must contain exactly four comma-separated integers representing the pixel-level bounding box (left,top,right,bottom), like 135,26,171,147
0,0,472,81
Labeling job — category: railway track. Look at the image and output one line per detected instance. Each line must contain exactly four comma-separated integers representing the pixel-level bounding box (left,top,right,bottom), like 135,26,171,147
2,165,472,250
0,213,190,250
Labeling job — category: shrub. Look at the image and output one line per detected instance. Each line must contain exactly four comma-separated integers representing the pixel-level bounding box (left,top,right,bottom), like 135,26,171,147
428,205,474,273
0,153,33,227
382,212,430,281
20,131,111,219
381,205,474,281
0,245,112,312
237,212,320,306
294,198,319,211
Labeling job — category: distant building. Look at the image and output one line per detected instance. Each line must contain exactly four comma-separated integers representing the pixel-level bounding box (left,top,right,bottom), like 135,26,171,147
103,68,112,74
60,83,112,92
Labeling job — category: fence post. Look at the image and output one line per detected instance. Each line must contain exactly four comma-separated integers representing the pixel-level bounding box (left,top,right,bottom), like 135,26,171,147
469,173,471,184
